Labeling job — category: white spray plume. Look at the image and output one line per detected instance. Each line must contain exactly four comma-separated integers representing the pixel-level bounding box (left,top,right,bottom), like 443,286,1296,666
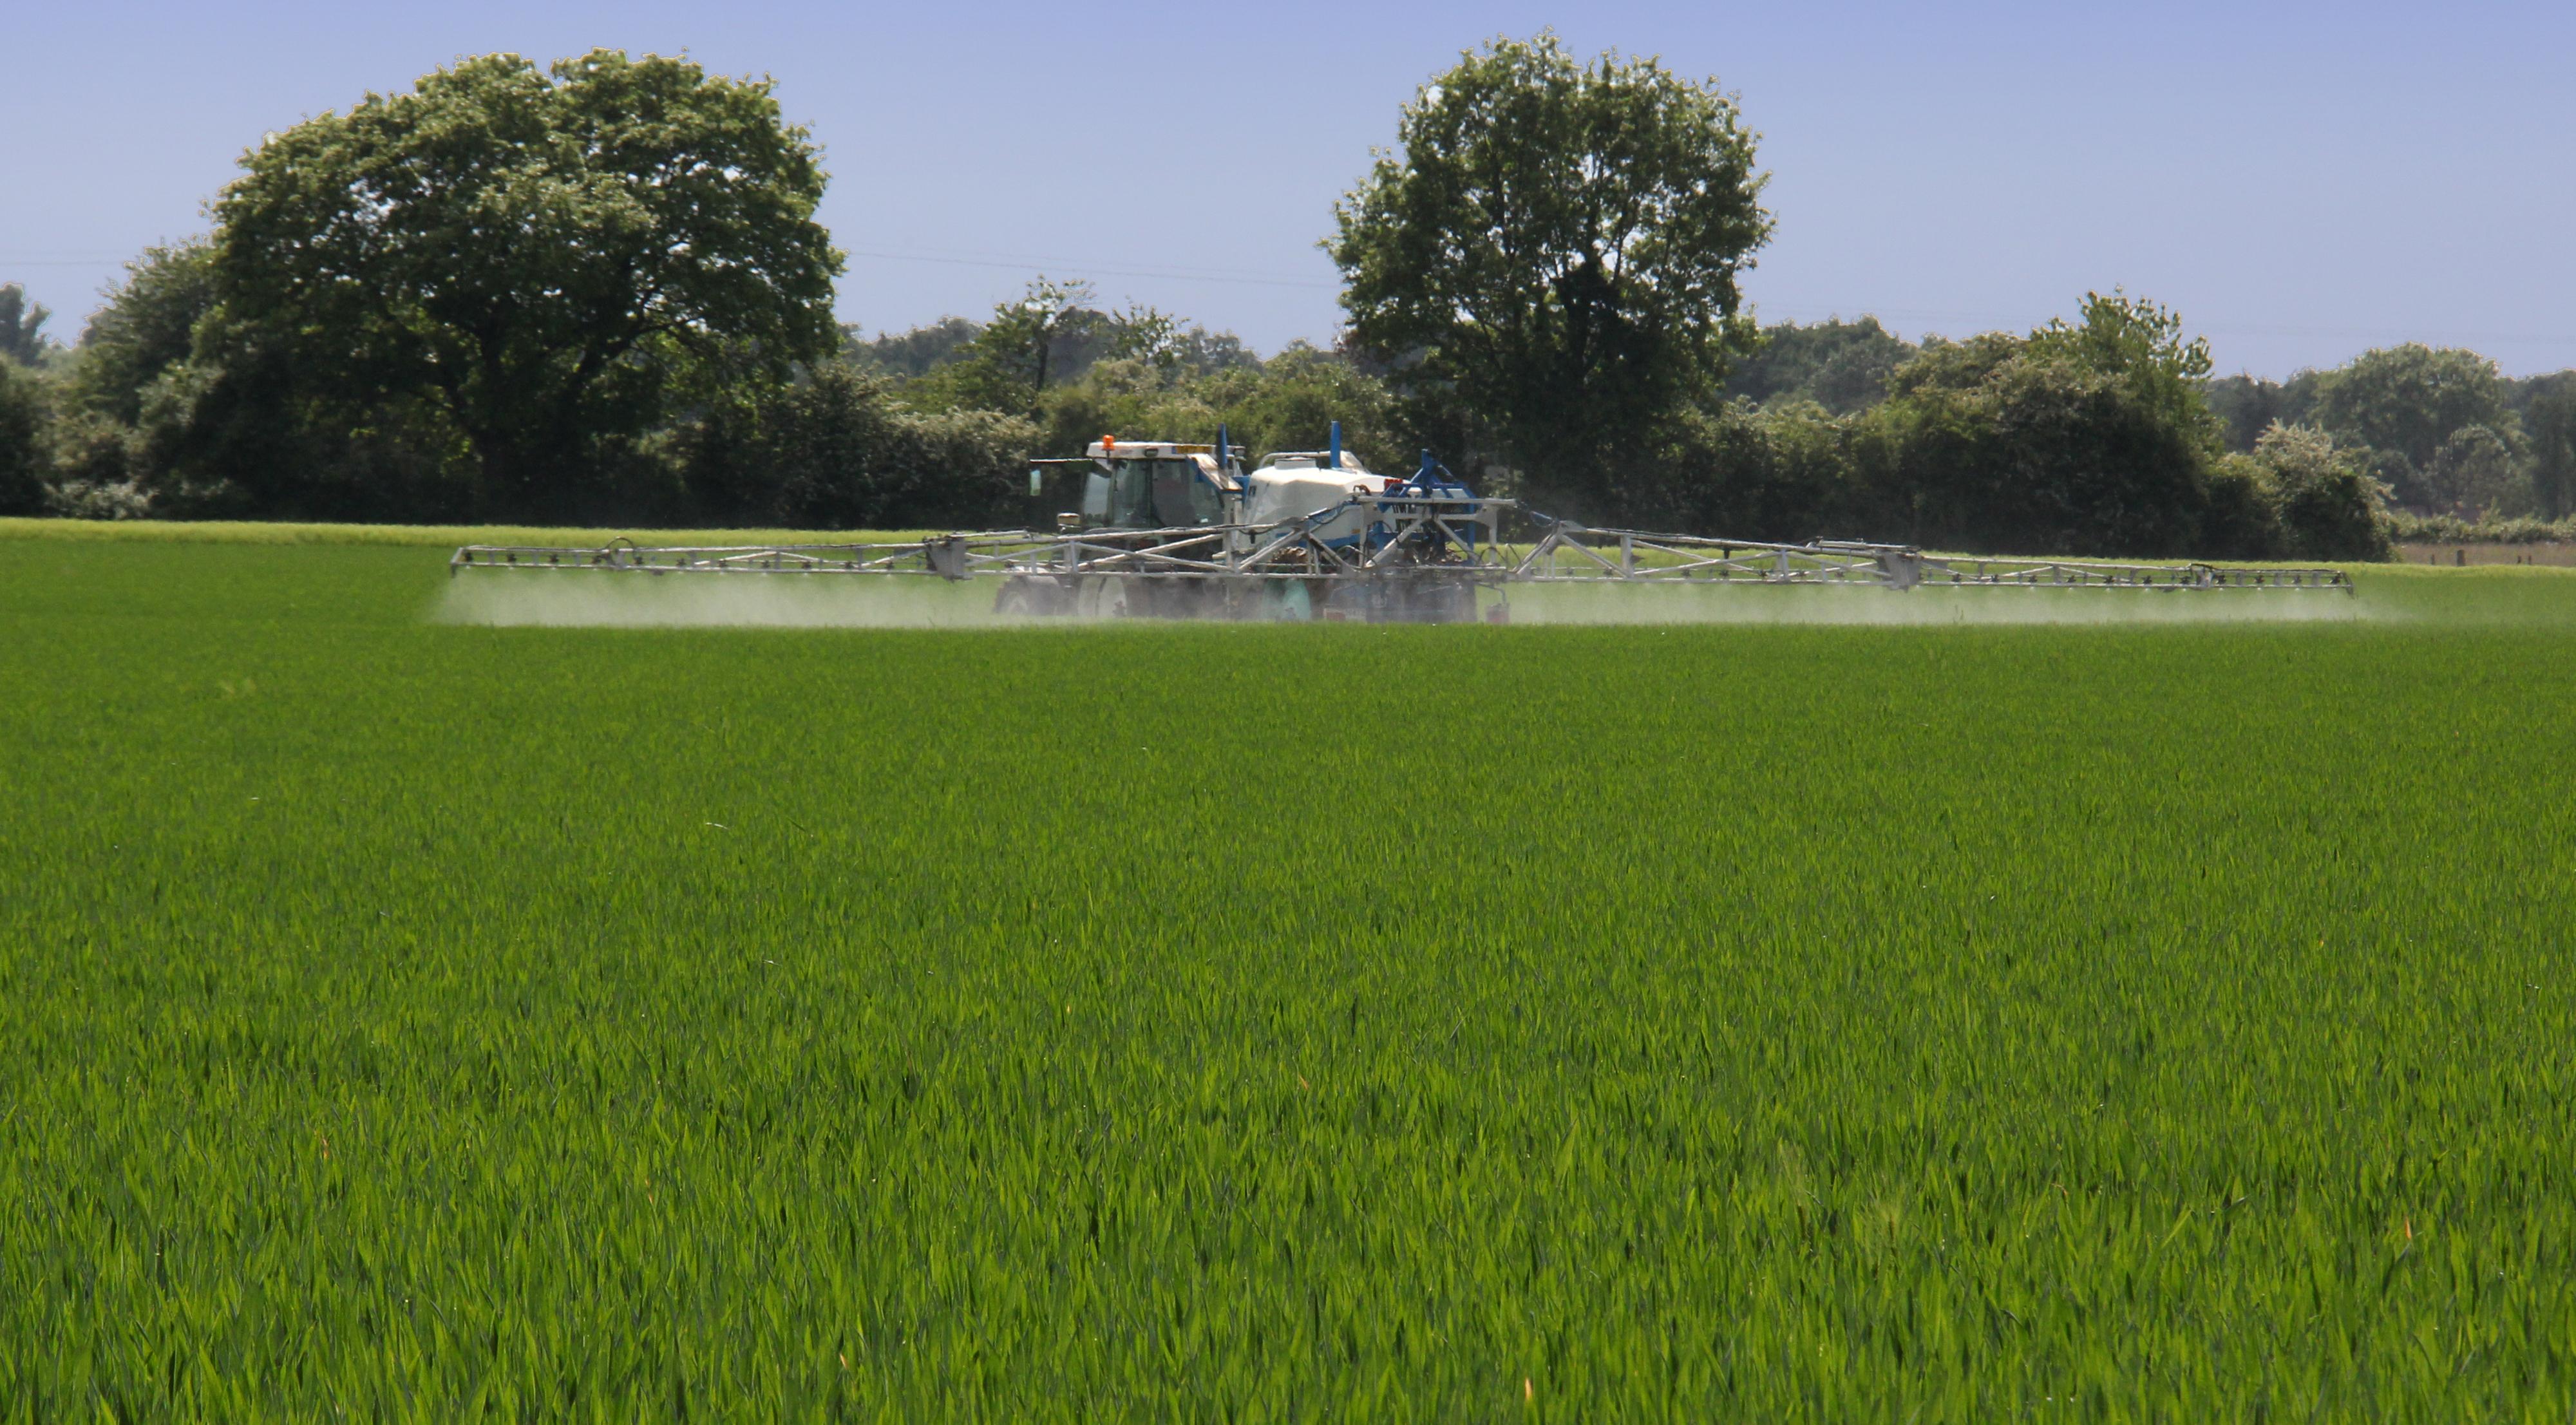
1493,582,2381,627
433,571,2423,630
435,572,1036,628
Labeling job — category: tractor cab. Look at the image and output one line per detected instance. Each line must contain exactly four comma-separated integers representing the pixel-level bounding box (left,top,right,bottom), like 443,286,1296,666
1028,424,1432,541
1061,440,1242,530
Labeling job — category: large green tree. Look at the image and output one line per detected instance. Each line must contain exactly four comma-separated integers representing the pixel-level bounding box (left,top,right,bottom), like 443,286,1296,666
1329,35,1772,517
2521,373,2576,520
2310,344,2512,503
212,50,842,514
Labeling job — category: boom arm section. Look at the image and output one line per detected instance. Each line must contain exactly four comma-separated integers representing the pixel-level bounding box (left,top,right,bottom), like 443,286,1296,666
450,500,2354,617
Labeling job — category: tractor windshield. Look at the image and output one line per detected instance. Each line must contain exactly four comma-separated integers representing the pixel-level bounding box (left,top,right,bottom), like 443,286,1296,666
1108,458,1219,528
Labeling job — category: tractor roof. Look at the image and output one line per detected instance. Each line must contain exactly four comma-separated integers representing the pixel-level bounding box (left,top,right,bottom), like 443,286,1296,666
1083,440,1217,460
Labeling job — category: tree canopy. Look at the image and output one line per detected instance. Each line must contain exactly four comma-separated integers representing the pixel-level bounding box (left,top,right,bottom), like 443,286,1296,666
0,358,49,514
1330,34,1772,516
2310,344,2512,474
2524,374,2576,520
1725,317,1919,415
2302,344,2515,512
71,243,217,426
2025,289,2217,442
1862,333,2221,558
0,285,56,367
10,37,2573,551
211,50,842,515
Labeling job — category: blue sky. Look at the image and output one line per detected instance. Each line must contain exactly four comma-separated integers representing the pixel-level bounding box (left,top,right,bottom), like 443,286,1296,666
6,1,2571,376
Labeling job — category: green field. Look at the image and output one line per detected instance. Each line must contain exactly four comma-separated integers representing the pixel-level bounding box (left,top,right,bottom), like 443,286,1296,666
5,535,2574,1419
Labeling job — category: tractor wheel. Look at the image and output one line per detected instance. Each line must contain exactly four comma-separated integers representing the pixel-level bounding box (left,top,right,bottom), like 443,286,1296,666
1074,578,1131,619
994,578,1070,617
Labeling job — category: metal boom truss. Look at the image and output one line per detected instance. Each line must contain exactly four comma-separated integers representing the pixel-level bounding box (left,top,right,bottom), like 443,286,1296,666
450,492,2353,618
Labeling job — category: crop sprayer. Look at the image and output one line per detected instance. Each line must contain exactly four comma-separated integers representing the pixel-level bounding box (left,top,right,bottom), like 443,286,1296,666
449,423,2356,621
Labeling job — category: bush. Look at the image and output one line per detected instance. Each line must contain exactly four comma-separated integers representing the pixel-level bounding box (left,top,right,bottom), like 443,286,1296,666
2201,455,2279,560
42,477,156,520
682,364,1036,529
2252,423,2394,560
49,410,135,489
1613,400,1862,539
116,337,482,524
1858,344,2219,558
40,410,155,520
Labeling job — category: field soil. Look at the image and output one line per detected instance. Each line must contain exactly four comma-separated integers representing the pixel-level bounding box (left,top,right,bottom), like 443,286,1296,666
5,535,2573,1418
